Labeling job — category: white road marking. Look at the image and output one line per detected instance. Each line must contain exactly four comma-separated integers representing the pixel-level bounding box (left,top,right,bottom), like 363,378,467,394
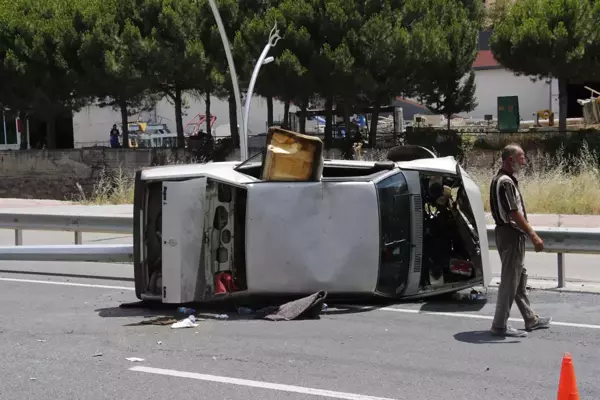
345,305,600,330
130,366,397,400
0,277,134,291
1,277,598,330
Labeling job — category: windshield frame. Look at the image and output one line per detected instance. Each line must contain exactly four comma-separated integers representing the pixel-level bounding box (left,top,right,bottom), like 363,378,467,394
374,170,412,297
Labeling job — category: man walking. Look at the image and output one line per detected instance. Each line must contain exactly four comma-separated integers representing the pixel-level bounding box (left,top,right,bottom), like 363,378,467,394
489,144,551,337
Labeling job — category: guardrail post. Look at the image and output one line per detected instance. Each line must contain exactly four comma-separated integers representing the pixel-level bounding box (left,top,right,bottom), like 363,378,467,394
74,231,82,245
14,229,22,246
557,253,565,288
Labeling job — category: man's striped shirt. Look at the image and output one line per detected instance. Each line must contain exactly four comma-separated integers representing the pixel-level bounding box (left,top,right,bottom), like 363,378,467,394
489,169,527,234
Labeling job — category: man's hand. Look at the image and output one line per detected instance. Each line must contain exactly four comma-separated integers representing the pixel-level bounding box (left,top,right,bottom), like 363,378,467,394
509,210,544,252
531,233,544,252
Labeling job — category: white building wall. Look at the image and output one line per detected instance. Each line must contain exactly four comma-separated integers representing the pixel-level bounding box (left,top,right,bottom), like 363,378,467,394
73,93,296,147
465,68,558,121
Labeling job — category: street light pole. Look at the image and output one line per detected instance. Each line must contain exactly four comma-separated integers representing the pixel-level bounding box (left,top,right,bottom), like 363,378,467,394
206,0,246,160
242,23,281,157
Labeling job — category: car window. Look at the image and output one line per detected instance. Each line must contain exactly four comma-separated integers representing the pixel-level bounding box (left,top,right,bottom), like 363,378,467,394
377,172,410,247
375,172,411,296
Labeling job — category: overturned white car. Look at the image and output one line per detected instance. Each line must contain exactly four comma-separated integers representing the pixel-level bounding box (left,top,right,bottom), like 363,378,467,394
132,129,490,304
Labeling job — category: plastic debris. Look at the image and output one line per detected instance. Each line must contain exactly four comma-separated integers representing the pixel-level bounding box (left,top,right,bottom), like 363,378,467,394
469,289,487,301
177,307,196,315
37,339,46,343
157,341,163,345
93,353,103,357
321,303,328,313
126,357,145,362
237,307,254,315
215,314,229,320
171,315,199,329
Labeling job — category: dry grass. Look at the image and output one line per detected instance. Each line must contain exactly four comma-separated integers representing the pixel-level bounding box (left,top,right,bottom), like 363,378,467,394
76,143,600,215
468,142,600,215
74,167,135,205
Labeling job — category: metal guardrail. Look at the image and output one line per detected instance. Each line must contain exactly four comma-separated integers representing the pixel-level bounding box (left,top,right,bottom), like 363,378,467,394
0,244,133,263
486,225,600,288
0,213,132,245
0,212,598,288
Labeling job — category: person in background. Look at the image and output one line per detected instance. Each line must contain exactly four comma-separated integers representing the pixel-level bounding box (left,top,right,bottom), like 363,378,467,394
489,143,551,337
110,124,121,148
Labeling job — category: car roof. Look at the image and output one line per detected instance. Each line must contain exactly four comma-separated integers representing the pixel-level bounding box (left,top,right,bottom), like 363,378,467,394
138,156,459,183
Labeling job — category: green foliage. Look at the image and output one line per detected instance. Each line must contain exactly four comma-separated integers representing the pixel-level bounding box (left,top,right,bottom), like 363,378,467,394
0,0,524,154
141,0,209,145
490,0,594,79
414,0,481,125
489,0,598,132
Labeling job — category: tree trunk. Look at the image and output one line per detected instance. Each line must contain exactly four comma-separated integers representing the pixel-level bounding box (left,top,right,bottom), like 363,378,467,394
228,94,239,148
267,95,274,127
19,110,28,150
325,95,333,148
283,100,290,128
45,117,56,149
299,106,307,134
558,77,568,134
119,99,129,149
343,99,353,160
369,98,381,147
205,90,211,135
174,87,185,148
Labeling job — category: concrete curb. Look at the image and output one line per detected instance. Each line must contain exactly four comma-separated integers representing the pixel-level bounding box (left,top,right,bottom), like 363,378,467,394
488,277,600,295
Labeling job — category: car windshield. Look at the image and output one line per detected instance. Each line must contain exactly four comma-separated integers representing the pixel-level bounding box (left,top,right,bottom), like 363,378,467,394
375,172,411,296
233,151,264,174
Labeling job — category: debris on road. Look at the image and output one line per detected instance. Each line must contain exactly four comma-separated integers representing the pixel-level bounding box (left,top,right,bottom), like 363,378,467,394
256,291,327,321
215,314,229,320
139,316,178,326
126,357,145,362
469,289,487,301
237,307,254,315
37,339,46,343
171,315,199,329
93,353,103,357
177,307,196,315
157,341,163,345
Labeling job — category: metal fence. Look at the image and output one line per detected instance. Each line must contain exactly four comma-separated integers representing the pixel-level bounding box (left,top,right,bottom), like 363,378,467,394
0,212,598,288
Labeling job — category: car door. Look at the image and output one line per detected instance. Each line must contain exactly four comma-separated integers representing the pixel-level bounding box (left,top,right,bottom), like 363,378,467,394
454,163,492,286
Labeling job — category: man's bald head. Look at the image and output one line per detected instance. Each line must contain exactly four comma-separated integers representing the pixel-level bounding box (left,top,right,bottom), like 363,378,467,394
501,143,523,161
501,143,526,174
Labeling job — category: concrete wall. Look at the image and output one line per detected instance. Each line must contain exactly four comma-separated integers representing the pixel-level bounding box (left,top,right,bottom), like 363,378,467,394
0,148,191,200
468,69,558,120
0,147,367,200
0,146,496,201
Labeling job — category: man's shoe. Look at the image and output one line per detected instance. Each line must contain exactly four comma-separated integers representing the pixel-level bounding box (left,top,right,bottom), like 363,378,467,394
525,316,552,331
490,326,528,337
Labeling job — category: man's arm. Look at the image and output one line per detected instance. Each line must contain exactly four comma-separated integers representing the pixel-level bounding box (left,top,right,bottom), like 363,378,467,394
509,209,535,237
510,210,544,251
499,181,544,251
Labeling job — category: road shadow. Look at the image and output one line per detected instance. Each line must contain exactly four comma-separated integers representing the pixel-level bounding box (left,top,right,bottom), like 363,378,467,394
95,288,490,323
454,330,524,344
418,290,489,313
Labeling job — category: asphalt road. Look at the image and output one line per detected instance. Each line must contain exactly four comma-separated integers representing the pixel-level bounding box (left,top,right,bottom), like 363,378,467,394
1,269,600,400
